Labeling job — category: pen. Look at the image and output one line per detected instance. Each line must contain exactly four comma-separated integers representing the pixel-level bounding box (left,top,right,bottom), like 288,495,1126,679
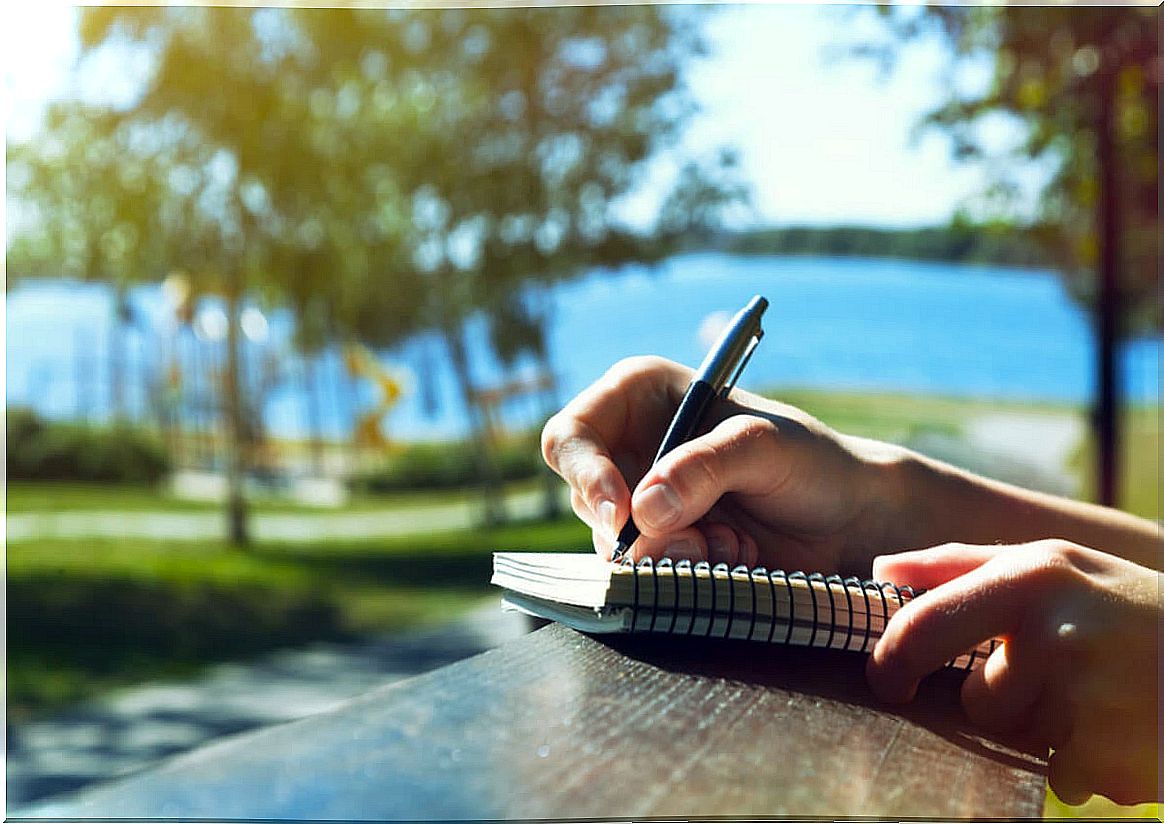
611,294,769,562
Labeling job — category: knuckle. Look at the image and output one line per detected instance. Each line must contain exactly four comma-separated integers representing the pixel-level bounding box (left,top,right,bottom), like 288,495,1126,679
881,605,932,673
934,541,970,557
664,440,724,501
1021,539,1085,586
603,355,667,390
573,462,608,503
727,413,776,448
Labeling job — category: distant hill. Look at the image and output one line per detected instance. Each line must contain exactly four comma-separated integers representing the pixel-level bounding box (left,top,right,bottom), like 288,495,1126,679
711,224,1051,269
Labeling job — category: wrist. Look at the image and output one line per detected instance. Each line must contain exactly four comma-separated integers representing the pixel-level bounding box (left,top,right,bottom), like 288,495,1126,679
841,436,929,571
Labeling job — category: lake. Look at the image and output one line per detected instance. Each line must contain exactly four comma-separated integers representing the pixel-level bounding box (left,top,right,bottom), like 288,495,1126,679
6,253,1160,441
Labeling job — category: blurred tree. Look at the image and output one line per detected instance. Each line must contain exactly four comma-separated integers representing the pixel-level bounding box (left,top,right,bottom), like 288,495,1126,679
283,6,745,521
9,5,744,534
7,105,180,421
862,6,1159,507
41,7,429,545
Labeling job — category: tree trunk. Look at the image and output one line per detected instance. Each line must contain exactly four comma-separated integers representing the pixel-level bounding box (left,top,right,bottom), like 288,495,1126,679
442,324,506,526
1094,64,1122,507
109,286,129,423
223,284,250,547
534,337,562,521
75,327,92,427
304,355,325,476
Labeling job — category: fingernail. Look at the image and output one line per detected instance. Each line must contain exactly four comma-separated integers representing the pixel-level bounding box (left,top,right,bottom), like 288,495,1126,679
636,483,682,529
597,500,618,538
708,536,731,566
664,539,702,563
592,530,614,561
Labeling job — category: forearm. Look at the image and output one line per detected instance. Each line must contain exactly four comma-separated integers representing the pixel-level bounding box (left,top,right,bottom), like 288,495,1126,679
864,441,1162,571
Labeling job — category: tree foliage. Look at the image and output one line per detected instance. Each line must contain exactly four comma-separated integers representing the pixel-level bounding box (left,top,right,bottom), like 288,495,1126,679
34,5,741,357
7,6,743,532
863,6,1159,335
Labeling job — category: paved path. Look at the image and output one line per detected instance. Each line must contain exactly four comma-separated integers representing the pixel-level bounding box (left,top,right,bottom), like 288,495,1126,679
7,603,533,811
7,412,1083,544
903,409,1084,497
6,487,564,543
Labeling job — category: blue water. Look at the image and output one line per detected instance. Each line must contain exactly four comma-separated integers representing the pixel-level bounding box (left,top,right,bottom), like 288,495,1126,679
6,253,1160,441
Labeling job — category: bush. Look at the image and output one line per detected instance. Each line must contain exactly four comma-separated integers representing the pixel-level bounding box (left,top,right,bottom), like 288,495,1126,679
6,407,171,484
354,436,543,492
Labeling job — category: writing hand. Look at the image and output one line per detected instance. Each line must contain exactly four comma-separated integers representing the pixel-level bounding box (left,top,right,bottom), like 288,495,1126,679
866,540,1160,805
540,356,896,574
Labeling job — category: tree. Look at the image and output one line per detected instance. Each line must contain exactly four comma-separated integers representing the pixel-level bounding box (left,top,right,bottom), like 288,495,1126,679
7,104,182,420
62,7,428,544
862,6,1159,506
281,7,744,521
10,6,744,536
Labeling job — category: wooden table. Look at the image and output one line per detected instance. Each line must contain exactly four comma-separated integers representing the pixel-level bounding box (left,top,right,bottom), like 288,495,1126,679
27,623,1047,820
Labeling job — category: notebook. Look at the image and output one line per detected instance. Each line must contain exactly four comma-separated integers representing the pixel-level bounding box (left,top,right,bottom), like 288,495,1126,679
492,552,998,670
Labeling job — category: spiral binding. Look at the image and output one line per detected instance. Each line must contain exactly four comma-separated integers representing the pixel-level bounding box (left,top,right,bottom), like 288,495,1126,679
613,556,982,669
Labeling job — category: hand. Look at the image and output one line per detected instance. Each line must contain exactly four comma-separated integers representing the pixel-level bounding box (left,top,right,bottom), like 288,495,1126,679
866,539,1161,806
540,356,897,574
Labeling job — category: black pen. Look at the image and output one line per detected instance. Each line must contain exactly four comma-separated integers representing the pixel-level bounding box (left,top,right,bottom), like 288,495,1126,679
611,294,769,562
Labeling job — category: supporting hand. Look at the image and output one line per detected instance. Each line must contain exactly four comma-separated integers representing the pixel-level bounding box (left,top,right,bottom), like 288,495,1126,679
867,540,1161,806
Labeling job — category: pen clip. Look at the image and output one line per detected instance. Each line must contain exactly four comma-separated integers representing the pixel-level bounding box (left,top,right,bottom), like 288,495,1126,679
720,331,762,399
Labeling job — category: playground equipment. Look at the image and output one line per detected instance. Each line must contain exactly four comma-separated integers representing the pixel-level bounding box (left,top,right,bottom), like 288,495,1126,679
343,344,406,451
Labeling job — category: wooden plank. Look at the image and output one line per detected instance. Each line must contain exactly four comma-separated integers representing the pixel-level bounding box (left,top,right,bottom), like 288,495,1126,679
32,624,1047,820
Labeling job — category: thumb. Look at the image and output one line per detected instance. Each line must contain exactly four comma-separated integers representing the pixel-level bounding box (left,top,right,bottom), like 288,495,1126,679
873,543,1007,589
631,414,786,537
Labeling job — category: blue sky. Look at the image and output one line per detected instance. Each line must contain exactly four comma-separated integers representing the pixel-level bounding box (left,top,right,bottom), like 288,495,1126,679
3,4,1044,235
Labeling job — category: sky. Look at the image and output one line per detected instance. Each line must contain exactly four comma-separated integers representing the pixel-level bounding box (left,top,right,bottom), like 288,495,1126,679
3,3,1044,234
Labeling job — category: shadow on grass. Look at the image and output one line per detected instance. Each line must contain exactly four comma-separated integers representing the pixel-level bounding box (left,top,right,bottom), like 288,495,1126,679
8,515,591,715
8,575,349,714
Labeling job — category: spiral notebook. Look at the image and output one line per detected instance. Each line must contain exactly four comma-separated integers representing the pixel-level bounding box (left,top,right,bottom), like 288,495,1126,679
492,552,998,670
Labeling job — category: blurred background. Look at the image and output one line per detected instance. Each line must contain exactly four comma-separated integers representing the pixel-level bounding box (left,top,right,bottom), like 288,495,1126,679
4,3,1159,816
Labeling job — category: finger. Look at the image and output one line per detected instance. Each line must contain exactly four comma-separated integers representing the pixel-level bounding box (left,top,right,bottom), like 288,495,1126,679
873,543,1008,590
631,414,790,537
867,552,1031,703
960,637,1047,733
631,526,708,565
544,356,688,471
543,418,629,535
1047,745,1094,807
592,529,613,561
543,358,687,533
701,522,740,567
570,489,596,529
1049,716,1158,806
738,532,760,567
1023,683,1074,751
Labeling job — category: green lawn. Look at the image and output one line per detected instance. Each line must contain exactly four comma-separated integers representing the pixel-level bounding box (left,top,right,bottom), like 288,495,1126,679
6,515,591,719
768,388,1159,521
4,478,539,515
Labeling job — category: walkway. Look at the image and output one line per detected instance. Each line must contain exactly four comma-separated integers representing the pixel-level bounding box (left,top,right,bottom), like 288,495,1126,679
7,604,533,810
6,487,563,543
7,411,1082,544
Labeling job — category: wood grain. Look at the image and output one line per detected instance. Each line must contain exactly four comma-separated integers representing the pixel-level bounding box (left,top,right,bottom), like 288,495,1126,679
38,623,1047,820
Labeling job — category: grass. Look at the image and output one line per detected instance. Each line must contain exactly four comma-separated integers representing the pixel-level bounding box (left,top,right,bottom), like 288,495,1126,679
1069,404,1161,522
768,388,1159,521
4,478,541,515
770,387,988,443
6,515,592,720
1044,793,1159,820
